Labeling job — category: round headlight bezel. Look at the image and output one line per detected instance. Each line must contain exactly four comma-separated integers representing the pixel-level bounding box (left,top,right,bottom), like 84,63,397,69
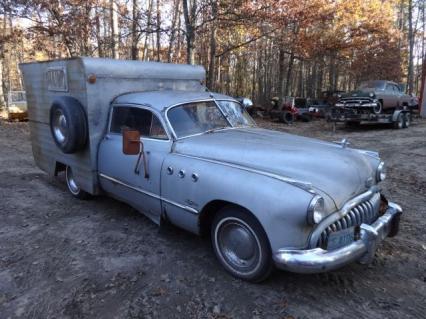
307,195,326,225
376,161,386,182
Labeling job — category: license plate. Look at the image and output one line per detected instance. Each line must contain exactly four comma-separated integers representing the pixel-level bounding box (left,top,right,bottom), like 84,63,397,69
327,227,355,251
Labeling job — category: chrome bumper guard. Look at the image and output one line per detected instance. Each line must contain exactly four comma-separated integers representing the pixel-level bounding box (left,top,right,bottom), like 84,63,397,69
273,202,402,274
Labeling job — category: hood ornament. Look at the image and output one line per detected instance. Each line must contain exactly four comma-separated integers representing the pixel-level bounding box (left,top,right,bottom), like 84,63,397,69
334,138,351,148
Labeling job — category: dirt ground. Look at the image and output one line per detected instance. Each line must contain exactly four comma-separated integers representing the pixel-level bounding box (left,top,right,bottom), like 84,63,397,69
0,115,425,319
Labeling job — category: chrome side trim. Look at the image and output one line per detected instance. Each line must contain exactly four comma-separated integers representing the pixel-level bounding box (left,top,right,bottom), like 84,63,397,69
99,173,161,199
161,197,198,215
173,153,315,192
99,173,199,215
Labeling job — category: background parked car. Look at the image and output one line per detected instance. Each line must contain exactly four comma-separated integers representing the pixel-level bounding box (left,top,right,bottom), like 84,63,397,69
6,91,28,121
337,80,417,114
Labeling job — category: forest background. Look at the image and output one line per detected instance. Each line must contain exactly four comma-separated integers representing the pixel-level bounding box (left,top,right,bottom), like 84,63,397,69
1,0,425,107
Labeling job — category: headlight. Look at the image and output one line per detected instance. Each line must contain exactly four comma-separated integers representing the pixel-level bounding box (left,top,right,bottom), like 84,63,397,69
376,161,386,182
307,195,326,225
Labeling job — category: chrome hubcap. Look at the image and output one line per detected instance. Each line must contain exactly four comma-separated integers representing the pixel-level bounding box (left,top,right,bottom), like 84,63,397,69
66,167,80,195
52,110,68,143
215,218,261,274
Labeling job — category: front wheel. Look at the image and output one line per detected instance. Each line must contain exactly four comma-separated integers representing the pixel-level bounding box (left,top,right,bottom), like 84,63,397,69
373,101,383,114
65,166,91,199
211,206,273,282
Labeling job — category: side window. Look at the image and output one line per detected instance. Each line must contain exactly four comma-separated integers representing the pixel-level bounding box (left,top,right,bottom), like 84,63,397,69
392,85,401,93
385,84,393,92
110,106,168,140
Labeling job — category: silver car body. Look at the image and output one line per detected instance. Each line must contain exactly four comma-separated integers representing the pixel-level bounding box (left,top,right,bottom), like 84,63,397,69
20,58,402,273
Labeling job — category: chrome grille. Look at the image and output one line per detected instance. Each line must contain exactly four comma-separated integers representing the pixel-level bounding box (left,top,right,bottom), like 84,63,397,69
317,193,381,248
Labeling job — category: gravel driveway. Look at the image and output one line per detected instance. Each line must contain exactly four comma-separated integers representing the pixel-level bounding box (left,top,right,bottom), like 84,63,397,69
0,117,425,318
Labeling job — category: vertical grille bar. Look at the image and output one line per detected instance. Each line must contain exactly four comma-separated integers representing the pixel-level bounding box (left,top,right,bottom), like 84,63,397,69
317,195,381,248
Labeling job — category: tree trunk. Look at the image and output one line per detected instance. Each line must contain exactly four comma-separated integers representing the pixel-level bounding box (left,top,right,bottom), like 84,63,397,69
407,0,414,94
167,0,180,62
182,0,196,65
156,0,161,61
284,52,294,96
95,15,104,57
0,12,6,108
277,46,285,97
297,60,304,97
131,0,139,60
110,0,119,59
207,0,217,89
143,0,153,60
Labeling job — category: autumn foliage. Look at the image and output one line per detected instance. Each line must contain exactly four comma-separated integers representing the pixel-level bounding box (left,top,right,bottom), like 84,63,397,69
0,0,424,107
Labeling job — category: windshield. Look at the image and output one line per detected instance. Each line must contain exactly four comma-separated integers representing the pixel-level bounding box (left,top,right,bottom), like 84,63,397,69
217,100,256,127
359,81,385,90
167,101,231,138
294,98,307,108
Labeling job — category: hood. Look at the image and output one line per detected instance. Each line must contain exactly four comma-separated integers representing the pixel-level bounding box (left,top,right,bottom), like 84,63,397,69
341,89,376,99
173,128,379,210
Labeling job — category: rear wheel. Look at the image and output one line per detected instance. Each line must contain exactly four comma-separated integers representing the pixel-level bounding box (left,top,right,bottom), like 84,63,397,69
211,206,273,282
280,111,294,124
65,166,90,199
403,112,411,128
393,113,404,129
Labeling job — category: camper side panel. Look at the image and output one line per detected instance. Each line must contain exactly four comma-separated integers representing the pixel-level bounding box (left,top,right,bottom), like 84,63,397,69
20,59,97,194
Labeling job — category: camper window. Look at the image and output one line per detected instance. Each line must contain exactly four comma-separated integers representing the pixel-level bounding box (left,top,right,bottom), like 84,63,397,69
110,106,168,140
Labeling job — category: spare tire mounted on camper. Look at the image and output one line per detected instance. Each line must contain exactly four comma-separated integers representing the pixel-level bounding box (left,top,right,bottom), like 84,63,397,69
49,96,88,154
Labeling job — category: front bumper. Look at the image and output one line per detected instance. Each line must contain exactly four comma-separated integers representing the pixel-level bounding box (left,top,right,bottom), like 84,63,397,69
273,202,402,273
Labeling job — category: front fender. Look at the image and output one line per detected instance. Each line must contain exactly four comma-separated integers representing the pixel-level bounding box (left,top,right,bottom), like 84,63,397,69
161,153,315,251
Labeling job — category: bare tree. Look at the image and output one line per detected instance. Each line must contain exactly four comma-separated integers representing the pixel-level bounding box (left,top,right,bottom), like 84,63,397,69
207,0,217,89
167,0,180,62
110,0,119,59
131,0,139,60
156,0,161,61
182,0,197,64
142,0,153,60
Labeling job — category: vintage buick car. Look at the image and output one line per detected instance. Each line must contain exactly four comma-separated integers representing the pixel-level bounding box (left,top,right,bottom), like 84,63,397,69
336,80,416,114
20,58,402,282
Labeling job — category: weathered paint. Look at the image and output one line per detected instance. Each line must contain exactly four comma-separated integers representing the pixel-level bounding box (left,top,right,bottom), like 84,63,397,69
19,57,205,194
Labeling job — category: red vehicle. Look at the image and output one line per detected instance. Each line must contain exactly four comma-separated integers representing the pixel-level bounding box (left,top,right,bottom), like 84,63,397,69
269,96,298,124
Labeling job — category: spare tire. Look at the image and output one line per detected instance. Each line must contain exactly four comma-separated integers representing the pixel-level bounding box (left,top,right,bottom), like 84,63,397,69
50,96,88,154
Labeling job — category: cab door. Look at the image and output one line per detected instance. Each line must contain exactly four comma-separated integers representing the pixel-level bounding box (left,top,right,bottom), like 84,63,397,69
98,105,172,224
382,83,396,109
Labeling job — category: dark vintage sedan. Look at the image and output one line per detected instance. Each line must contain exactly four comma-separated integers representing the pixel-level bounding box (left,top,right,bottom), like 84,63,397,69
335,80,417,114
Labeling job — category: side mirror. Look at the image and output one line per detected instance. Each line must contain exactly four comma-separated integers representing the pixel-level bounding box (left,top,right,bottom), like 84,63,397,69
122,129,141,155
241,97,254,109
